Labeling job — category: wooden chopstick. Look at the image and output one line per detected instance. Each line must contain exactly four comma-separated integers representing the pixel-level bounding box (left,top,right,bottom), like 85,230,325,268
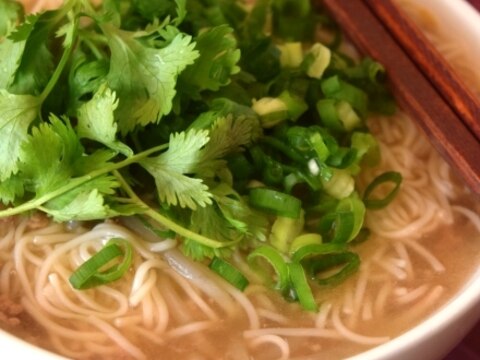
322,0,480,195
365,0,480,141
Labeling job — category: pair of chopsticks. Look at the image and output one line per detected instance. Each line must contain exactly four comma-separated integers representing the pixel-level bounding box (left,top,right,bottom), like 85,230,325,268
322,0,480,195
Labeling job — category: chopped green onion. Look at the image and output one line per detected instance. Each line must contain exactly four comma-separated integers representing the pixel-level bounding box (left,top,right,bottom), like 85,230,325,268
292,243,359,286
249,188,302,218
209,257,249,291
278,90,308,121
283,172,306,193
262,157,284,185
261,136,307,164
343,57,385,84
309,132,330,162
291,242,346,263
288,262,317,312
69,238,133,290
336,100,361,131
318,211,354,243
252,97,289,128
228,154,255,181
363,171,402,209
289,233,323,255
305,42,331,79
321,168,354,199
365,58,386,83
247,246,289,292
321,75,368,116
286,126,312,153
317,99,343,132
278,42,304,68
326,147,358,169
335,193,366,242
351,132,380,166
304,252,360,286
269,213,304,252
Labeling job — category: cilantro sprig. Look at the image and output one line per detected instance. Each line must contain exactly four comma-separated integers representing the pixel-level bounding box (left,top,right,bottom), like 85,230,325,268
0,0,400,306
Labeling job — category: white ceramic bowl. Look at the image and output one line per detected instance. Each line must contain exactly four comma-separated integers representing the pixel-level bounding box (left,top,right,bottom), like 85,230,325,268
1,1,479,359
351,1,480,359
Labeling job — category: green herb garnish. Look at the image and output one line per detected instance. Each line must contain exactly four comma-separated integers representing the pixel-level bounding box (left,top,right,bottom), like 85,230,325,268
0,0,401,310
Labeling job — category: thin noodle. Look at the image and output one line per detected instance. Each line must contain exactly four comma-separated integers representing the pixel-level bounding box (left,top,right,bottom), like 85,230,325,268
87,316,146,360
395,285,430,305
402,239,446,273
244,327,340,339
249,335,290,360
166,321,216,338
331,306,390,345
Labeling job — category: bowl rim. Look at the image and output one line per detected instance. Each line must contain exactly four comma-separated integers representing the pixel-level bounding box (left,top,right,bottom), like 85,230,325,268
347,268,480,360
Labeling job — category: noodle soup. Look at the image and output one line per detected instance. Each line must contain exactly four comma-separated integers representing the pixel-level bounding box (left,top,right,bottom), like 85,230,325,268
1,1,479,359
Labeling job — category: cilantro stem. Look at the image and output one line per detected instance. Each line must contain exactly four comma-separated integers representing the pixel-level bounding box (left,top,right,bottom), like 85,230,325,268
113,170,237,249
80,33,104,60
0,144,168,218
39,20,78,102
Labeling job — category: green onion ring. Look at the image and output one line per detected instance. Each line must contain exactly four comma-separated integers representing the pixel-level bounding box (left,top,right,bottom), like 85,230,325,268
363,171,402,209
209,257,249,291
249,187,302,218
69,238,133,290
247,246,289,292
288,262,318,312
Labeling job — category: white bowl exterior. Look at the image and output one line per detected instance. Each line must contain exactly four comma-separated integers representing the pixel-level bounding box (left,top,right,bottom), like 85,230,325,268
1,1,480,359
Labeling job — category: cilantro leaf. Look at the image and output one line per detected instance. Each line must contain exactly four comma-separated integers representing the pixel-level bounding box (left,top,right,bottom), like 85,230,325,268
190,184,267,243
182,238,225,261
190,204,242,243
0,90,41,181
213,184,268,243
103,25,199,133
8,12,56,95
0,34,25,89
7,13,37,41
0,13,40,90
132,0,186,25
195,114,261,177
19,115,83,195
272,0,315,41
43,187,115,222
41,174,144,222
184,0,247,33
67,54,109,114
239,0,271,42
173,0,186,26
77,83,133,156
73,149,117,174
0,0,23,37
55,20,76,49
180,24,240,95
183,183,268,260
0,174,24,205
140,130,213,210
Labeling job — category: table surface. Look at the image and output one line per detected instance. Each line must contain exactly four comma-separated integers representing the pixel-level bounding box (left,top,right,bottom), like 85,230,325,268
468,0,480,10
445,320,480,359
